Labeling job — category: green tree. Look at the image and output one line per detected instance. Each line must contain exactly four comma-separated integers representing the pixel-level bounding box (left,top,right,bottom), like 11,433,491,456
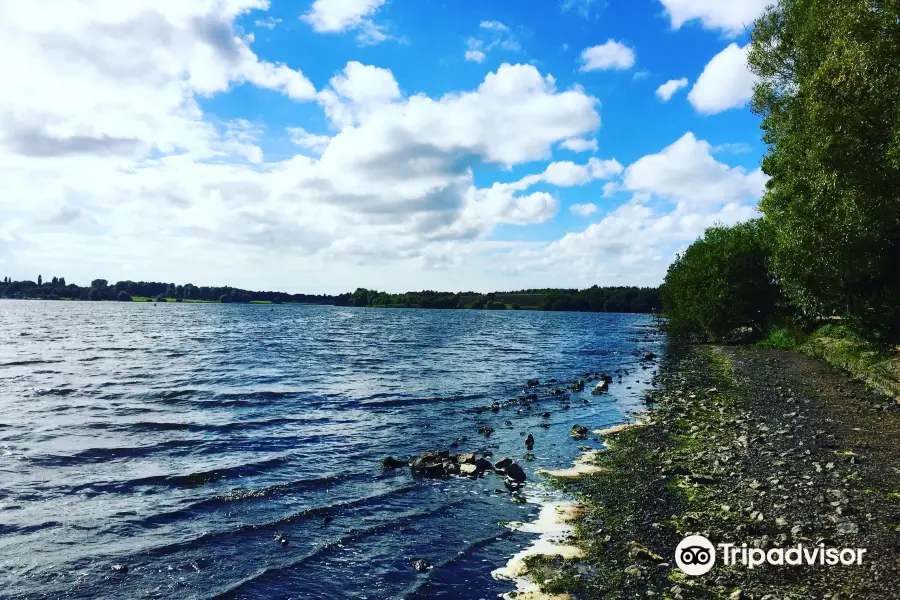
749,0,900,342
661,220,780,341
37,275,42,286
88,287,102,301
117,291,132,302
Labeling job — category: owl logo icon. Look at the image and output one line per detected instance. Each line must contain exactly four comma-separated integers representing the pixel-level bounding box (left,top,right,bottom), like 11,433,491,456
675,535,716,576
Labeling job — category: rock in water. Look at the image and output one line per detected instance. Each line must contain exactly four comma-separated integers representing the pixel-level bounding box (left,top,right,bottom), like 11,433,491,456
474,457,494,473
495,457,514,471
570,424,589,439
525,433,535,449
591,380,609,395
642,352,656,361
410,452,452,478
380,456,406,470
459,463,478,476
412,559,432,572
110,564,128,574
525,379,540,388
505,462,527,483
456,452,476,464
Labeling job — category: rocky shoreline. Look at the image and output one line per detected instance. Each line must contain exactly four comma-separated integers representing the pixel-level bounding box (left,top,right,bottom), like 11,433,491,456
522,344,900,600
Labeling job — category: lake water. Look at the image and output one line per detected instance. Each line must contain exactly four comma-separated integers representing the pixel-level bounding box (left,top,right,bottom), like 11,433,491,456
0,301,663,600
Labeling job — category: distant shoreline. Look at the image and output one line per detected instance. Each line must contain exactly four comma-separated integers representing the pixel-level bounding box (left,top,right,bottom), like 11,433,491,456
1,279,662,314
0,296,666,316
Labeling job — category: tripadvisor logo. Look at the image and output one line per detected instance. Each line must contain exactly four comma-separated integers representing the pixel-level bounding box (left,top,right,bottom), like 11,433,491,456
675,535,716,575
675,535,868,576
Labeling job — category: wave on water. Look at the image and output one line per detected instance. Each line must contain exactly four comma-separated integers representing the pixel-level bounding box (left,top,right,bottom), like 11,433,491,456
209,500,465,600
1,359,63,367
359,393,482,408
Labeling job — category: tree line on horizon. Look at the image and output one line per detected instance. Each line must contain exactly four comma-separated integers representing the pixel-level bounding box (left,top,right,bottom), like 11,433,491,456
0,277,347,305
0,276,661,314
661,0,900,346
347,286,661,312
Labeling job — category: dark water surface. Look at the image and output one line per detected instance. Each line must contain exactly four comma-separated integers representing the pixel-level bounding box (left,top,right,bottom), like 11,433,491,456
0,301,663,599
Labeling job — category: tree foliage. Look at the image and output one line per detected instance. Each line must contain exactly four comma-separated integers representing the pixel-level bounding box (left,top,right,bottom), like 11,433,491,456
347,287,661,313
661,220,780,341
749,0,900,343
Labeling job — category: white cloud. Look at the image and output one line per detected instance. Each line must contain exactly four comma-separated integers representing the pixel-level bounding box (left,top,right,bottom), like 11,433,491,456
464,20,520,63
688,44,757,114
303,0,385,32
712,142,753,155
579,40,636,71
602,181,620,197
562,0,605,18
622,132,766,203
480,20,509,32
491,132,766,287
508,157,622,190
317,61,403,128
559,137,598,153
302,0,390,44
514,199,760,286
0,0,314,166
0,26,603,291
656,77,689,102
570,203,598,216
465,49,487,63
288,127,331,154
1,3,769,293
658,0,769,36
255,16,282,29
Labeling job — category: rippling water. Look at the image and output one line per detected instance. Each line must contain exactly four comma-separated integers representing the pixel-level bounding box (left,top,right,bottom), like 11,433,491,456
0,300,663,599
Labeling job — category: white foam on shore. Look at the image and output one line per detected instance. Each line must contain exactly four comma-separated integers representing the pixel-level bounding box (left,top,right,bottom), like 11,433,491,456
538,450,604,478
492,501,582,600
593,422,637,436
492,414,651,599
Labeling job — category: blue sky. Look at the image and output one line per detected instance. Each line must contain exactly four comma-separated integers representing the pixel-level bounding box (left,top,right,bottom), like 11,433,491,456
0,0,770,293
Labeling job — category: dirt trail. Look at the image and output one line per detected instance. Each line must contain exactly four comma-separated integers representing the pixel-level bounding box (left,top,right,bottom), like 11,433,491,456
722,346,900,597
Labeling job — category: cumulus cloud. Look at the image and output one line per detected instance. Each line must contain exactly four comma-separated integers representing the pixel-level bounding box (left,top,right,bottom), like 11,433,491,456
0,7,603,291
570,203,598,216
288,127,332,154
507,158,623,191
465,49,487,63
491,133,766,287
317,61,403,127
302,0,390,44
0,0,315,166
0,2,766,292
622,132,766,203
656,77,689,102
688,44,758,114
601,181,620,197
579,40,636,71
559,137,598,153
658,0,769,36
